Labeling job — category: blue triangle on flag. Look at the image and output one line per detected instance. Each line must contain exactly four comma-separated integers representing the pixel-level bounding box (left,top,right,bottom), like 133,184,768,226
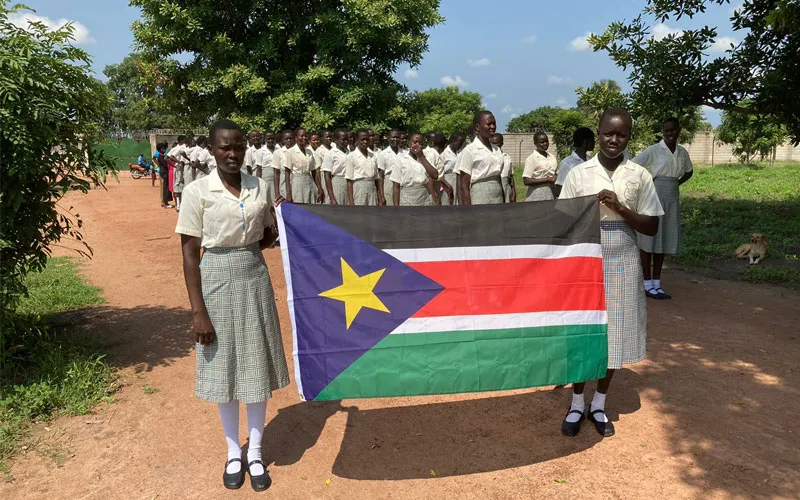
279,203,444,401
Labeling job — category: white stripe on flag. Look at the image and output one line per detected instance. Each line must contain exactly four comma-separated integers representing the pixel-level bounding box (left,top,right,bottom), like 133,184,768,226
390,310,607,335
384,243,601,263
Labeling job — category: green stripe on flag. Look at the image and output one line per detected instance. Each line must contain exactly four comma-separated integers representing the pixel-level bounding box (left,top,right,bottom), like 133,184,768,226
315,324,608,400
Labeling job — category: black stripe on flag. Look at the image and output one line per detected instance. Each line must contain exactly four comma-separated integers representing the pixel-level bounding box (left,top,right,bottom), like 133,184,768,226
295,195,600,249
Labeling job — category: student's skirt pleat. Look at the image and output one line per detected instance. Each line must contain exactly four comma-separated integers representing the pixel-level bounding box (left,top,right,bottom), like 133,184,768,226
399,184,432,207
601,221,647,369
470,175,504,205
173,166,186,194
197,244,290,403
502,176,514,203
291,172,316,204
260,168,276,205
328,175,348,205
352,178,378,206
442,173,457,205
638,177,680,254
525,183,554,202
384,176,396,205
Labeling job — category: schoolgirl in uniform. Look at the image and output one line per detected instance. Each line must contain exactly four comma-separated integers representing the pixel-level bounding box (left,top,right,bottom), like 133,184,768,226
322,129,349,205
426,133,454,204
156,143,173,209
523,131,558,201
391,133,440,207
346,129,384,206
492,133,516,203
457,111,504,205
255,131,278,204
175,119,289,491
634,118,694,299
558,109,664,438
377,130,403,203
441,133,464,206
284,128,324,204
168,136,192,212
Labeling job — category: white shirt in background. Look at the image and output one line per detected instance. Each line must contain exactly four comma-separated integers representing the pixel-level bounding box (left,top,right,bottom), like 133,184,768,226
175,168,273,248
284,144,317,174
500,152,513,179
633,140,693,179
423,147,445,179
377,146,402,177
523,150,558,180
314,144,330,169
559,156,664,222
390,154,430,187
442,146,459,175
323,144,348,177
456,138,503,183
345,149,378,181
556,151,590,186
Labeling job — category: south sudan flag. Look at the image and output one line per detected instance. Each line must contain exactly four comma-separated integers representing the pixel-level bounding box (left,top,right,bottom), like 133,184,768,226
276,197,608,401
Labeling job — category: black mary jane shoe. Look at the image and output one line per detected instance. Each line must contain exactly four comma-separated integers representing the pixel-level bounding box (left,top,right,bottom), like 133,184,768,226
645,289,662,300
223,458,246,490
561,409,585,437
587,409,615,437
655,288,672,300
248,460,272,492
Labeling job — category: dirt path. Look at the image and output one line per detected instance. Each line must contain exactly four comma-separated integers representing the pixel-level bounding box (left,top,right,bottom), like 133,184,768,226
3,176,800,499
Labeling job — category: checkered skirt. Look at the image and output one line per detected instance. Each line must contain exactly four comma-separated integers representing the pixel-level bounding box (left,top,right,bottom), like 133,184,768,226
197,244,289,403
383,176,396,205
638,177,680,254
353,178,378,206
291,172,316,203
525,184,555,202
173,164,189,194
259,167,277,204
328,175,348,205
470,175,504,205
601,221,647,369
502,176,513,203
442,173,457,205
399,184,433,206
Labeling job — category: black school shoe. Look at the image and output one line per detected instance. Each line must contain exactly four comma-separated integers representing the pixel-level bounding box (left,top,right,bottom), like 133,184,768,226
561,409,585,437
248,460,272,492
587,409,615,437
223,458,245,490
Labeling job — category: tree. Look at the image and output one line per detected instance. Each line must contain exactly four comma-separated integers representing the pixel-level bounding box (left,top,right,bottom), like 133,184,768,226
130,0,444,132
0,3,113,347
716,103,788,163
575,79,628,120
590,0,800,143
507,107,594,158
404,87,482,136
103,53,185,136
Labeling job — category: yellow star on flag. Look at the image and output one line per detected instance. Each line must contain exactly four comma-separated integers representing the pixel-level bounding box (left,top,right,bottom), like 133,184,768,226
319,258,390,329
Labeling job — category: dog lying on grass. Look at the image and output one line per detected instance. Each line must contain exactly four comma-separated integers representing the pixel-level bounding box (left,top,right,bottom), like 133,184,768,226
735,233,767,265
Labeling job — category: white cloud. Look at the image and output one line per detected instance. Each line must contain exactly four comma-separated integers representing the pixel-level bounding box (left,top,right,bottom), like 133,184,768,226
568,32,593,52
510,114,520,119
404,69,418,79
486,93,498,99
522,34,538,44
547,75,574,85
8,12,95,44
467,58,491,67
651,23,683,41
709,36,738,53
440,75,469,88
555,98,569,108
501,105,514,114
501,105,523,116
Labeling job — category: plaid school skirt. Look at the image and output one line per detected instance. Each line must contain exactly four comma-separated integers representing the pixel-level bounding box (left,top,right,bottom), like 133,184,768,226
399,184,433,206
328,175,348,205
383,175,396,205
525,183,554,202
259,167,277,205
197,244,290,403
291,172,316,203
638,177,680,254
601,221,647,369
442,172,457,205
470,175,504,205
352,178,378,206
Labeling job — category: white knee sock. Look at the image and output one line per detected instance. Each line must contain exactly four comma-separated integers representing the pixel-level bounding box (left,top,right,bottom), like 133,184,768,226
644,279,654,291
653,279,662,291
591,391,608,423
246,401,267,475
565,392,585,423
218,401,241,474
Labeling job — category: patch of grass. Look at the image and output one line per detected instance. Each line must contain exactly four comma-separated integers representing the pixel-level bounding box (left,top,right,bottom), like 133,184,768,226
142,384,160,395
1,258,117,471
675,164,800,287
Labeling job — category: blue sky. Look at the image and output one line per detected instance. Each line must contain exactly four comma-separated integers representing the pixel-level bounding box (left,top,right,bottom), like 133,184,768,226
12,0,742,131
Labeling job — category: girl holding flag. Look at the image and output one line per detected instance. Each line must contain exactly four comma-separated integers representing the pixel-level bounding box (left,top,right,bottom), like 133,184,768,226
558,109,663,438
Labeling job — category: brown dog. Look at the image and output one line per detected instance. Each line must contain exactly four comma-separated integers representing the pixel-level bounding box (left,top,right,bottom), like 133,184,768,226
735,233,767,265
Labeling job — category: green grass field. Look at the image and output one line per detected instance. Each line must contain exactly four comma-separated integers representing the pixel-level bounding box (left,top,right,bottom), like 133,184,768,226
513,163,800,287
1,258,116,475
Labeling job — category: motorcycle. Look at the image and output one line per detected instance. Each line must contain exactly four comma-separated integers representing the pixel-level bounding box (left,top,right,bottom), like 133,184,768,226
129,161,153,179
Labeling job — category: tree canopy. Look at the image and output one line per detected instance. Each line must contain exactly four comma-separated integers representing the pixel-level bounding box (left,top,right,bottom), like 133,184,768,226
0,3,113,338
590,0,800,143
507,107,593,158
404,87,482,136
103,53,185,136
130,0,443,132
717,102,788,163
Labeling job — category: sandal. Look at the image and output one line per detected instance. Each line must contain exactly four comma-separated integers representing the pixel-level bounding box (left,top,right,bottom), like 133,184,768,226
561,408,585,437
587,409,615,437
655,288,672,300
222,458,245,490
248,460,272,492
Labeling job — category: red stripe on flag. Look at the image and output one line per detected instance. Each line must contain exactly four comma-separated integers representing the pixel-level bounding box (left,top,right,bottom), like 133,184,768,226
407,257,605,317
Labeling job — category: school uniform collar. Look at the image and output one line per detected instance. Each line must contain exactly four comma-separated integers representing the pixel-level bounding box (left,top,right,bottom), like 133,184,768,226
657,139,679,156
585,154,636,171
289,143,312,155
208,167,259,200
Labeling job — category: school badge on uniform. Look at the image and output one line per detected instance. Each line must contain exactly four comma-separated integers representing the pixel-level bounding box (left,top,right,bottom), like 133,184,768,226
276,198,609,401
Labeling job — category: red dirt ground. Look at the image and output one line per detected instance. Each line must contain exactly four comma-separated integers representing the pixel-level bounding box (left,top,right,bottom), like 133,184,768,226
2,176,799,499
